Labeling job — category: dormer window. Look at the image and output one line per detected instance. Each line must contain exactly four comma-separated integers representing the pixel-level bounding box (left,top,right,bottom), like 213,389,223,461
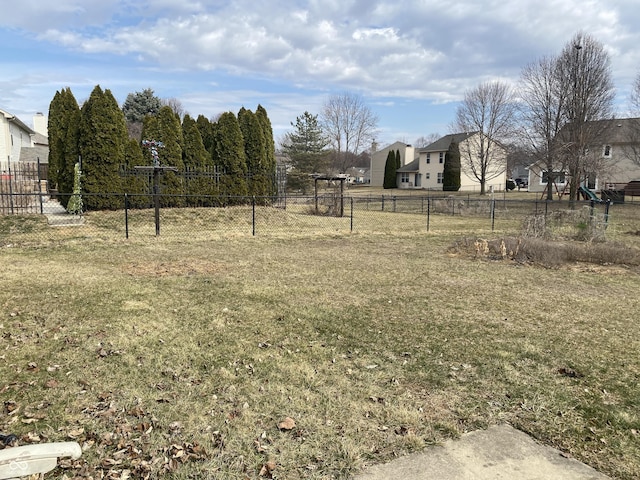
603,145,611,157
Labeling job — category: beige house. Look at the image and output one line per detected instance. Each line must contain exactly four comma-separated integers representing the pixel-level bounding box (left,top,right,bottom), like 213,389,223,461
372,133,508,192
369,141,415,187
527,118,640,195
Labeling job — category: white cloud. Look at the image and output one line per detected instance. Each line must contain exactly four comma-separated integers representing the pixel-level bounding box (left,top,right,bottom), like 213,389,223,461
2,0,640,143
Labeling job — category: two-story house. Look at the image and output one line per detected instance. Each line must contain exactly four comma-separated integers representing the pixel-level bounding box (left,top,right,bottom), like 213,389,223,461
372,133,507,192
0,109,48,173
527,118,640,195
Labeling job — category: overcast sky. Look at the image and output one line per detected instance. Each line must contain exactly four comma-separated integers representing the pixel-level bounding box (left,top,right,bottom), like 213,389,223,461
1,0,639,147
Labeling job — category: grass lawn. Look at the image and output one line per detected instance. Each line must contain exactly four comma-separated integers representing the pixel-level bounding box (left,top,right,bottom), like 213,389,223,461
1,219,640,479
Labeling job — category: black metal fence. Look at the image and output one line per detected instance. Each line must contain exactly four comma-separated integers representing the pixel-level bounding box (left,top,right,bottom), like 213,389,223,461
0,162,47,215
3,191,640,245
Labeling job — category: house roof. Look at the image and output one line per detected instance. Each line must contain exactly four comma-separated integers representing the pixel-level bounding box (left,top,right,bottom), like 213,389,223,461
397,158,420,172
419,132,476,153
556,117,640,146
591,117,640,145
20,145,49,163
0,108,36,136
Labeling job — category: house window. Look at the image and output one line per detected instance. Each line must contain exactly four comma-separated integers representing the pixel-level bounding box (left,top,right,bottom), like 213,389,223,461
437,172,443,184
425,172,430,180
541,171,566,184
400,173,409,183
603,145,611,157
426,153,431,164
439,152,444,163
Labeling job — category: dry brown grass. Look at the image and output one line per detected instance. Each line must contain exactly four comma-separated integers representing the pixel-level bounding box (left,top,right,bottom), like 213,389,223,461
1,211,640,479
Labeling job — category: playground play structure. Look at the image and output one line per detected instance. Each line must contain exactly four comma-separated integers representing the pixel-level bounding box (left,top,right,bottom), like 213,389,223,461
538,177,640,204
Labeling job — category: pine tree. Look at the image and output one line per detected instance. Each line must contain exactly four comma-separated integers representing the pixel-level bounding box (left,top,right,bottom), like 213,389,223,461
383,150,397,189
395,149,401,169
443,140,461,191
282,111,330,174
122,88,162,140
78,86,128,210
213,112,248,203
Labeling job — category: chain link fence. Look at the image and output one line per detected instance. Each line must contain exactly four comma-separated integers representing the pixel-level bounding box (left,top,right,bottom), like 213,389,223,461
2,192,640,245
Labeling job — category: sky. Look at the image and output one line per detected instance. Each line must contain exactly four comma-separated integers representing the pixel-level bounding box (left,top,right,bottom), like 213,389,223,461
1,0,639,148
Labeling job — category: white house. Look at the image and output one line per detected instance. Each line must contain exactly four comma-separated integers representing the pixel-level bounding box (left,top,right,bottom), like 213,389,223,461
372,133,508,192
0,109,48,172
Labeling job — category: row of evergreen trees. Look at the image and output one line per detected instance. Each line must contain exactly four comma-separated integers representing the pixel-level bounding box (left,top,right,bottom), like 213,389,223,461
48,86,277,211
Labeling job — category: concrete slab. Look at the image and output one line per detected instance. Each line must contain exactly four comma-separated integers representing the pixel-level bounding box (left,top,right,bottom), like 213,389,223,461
354,424,609,480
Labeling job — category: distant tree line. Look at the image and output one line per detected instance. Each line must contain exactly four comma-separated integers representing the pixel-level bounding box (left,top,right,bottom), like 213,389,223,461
48,86,277,211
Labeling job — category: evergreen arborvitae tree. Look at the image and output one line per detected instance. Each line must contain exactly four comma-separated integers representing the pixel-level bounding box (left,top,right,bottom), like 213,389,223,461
47,88,81,207
59,106,81,207
238,107,268,198
66,161,83,215
182,114,212,205
141,106,185,207
383,150,397,189
255,105,277,196
196,114,215,155
443,140,461,191
212,111,248,203
123,138,150,208
78,86,128,210
395,149,401,169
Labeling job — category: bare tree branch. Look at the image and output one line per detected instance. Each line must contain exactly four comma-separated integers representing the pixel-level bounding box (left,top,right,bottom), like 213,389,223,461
320,92,379,173
454,81,516,194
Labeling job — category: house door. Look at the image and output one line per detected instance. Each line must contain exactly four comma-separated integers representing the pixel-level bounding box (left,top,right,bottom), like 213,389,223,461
414,174,421,187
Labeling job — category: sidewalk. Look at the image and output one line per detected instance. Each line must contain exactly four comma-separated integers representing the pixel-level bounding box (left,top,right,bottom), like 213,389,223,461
42,198,84,226
354,424,609,480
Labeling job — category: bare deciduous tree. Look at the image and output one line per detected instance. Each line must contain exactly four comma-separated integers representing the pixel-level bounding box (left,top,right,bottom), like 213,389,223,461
519,55,568,200
557,32,614,202
518,32,615,202
320,92,379,173
162,97,186,120
414,133,441,148
631,72,640,115
453,81,516,194
624,72,640,166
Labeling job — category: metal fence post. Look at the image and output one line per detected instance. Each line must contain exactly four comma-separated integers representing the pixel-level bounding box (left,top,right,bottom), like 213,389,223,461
491,198,496,231
427,196,430,232
252,196,256,236
350,196,354,232
124,194,129,239
7,161,14,215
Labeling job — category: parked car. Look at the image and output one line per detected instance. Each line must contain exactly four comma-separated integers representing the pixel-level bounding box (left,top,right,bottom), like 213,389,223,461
514,178,528,189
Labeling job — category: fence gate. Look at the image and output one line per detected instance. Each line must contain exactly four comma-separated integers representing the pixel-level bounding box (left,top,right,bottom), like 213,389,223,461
0,162,46,215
